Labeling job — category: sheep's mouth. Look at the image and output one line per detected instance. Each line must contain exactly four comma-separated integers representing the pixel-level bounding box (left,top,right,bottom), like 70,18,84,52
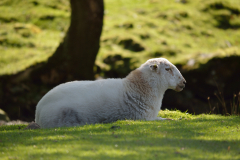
175,84,185,92
178,85,185,89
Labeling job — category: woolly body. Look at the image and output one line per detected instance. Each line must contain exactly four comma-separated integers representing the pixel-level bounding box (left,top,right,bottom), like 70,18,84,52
35,58,186,128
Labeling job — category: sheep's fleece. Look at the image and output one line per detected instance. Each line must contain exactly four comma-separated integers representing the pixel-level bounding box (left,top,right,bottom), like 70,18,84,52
35,58,186,128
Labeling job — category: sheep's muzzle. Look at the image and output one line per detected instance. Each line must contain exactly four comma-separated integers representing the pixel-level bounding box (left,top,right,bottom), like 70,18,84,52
175,80,186,92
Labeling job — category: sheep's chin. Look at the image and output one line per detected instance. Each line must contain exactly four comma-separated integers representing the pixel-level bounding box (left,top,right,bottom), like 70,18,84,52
175,86,184,92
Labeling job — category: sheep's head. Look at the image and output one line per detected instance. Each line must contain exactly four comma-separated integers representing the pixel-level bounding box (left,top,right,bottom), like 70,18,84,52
142,58,186,92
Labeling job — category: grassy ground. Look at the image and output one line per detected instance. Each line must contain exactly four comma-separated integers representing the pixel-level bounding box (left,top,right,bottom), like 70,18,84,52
0,0,70,75
98,0,240,72
0,0,240,76
0,110,240,160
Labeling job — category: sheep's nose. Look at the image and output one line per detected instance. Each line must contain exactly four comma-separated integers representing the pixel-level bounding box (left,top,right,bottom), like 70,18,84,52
183,80,186,84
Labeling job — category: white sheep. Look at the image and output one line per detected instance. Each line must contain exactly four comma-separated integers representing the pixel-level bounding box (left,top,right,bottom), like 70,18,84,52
35,58,186,128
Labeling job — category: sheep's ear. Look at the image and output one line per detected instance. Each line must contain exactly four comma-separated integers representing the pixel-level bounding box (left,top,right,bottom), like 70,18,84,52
150,64,158,71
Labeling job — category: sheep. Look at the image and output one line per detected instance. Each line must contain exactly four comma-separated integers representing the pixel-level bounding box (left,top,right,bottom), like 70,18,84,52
35,58,186,128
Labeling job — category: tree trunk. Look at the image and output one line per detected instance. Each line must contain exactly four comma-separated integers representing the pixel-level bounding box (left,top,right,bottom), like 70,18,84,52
32,0,104,83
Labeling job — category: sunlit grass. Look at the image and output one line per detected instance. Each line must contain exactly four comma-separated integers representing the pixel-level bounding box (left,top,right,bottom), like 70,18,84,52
99,0,240,68
0,110,240,160
0,0,69,75
0,0,240,75
0,29,62,74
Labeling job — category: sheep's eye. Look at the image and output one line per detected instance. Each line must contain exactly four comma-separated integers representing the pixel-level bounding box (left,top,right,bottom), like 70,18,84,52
165,68,171,71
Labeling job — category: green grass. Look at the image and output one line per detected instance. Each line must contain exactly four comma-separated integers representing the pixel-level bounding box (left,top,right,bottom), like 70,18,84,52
1,0,240,75
1,110,240,160
98,0,240,70
0,0,70,75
